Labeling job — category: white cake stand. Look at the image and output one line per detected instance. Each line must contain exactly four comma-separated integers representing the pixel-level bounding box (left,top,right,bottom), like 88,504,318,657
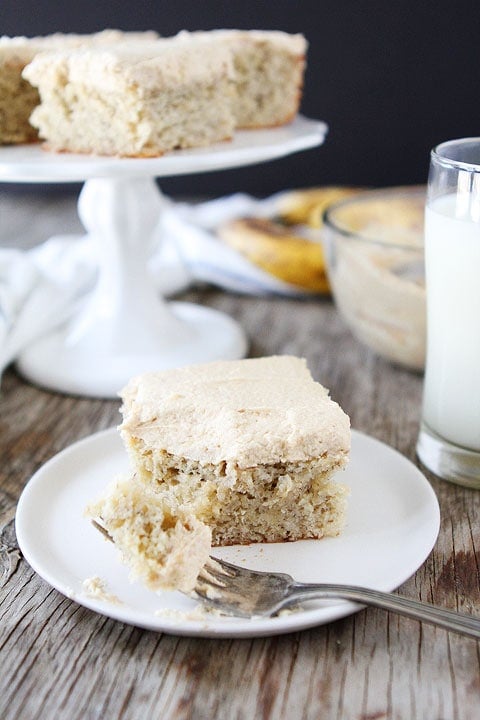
0,116,327,398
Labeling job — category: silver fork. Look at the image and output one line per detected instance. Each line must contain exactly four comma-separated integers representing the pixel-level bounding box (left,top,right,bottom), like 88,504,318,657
195,556,480,638
90,521,480,638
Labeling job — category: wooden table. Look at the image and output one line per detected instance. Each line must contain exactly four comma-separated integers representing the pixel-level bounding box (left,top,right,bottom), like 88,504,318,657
1,190,479,719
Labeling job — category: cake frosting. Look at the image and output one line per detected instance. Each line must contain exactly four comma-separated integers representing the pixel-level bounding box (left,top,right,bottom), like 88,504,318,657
24,40,235,95
120,355,350,468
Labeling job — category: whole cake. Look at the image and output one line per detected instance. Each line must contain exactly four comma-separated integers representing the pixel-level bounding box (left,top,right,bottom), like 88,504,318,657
88,356,350,592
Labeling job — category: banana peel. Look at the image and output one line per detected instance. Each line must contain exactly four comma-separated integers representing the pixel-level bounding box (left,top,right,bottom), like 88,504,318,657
218,217,330,294
217,186,362,294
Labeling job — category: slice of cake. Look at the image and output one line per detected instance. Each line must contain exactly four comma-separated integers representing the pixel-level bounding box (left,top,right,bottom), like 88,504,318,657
88,356,350,593
119,355,350,545
23,39,236,157
0,30,158,145
177,30,307,128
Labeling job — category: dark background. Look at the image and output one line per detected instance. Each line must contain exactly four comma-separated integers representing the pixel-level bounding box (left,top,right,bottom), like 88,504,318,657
1,0,479,197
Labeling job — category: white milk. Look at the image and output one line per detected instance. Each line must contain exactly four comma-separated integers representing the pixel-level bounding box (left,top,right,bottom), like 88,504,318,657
422,193,480,451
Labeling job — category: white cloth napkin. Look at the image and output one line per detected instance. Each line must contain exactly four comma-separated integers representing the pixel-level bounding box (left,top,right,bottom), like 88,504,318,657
160,192,302,295
0,235,91,380
0,193,298,382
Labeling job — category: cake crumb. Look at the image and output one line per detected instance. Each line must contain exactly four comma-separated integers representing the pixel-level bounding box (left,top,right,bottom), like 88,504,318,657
82,576,122,605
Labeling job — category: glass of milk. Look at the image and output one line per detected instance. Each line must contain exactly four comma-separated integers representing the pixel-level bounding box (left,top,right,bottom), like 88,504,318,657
416,137,480,488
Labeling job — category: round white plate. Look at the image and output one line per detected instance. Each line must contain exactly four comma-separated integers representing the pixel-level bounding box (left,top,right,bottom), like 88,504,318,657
0,116,327,183
15,428,440,638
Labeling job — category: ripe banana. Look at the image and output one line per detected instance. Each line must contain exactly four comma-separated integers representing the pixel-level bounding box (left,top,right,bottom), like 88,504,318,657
218,217,330,293
277,186,361,227
217,187,362,293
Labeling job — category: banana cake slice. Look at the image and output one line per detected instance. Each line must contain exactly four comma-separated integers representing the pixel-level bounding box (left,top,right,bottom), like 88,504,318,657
23,39,236,157
88,356,350,592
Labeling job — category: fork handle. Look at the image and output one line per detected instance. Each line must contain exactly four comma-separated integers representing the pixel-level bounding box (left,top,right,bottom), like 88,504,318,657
289,583,480,639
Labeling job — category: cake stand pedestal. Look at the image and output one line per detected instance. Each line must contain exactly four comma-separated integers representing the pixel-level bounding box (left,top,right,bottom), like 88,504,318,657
0,116,327,398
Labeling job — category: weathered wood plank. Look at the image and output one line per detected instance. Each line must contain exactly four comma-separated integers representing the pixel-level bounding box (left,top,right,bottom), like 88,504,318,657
0,191,479,720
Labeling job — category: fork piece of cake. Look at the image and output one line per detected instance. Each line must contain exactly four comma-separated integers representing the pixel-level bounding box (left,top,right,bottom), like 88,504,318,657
0,30,158,145
22,39,236,157
87,476,211,593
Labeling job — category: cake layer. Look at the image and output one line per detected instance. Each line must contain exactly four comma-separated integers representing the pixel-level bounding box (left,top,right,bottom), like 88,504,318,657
130,451,348,546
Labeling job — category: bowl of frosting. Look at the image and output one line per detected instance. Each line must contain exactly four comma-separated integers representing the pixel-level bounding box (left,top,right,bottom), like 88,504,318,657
323,186,426,371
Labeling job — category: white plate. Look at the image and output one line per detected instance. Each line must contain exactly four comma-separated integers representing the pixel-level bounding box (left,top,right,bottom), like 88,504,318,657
15,428,440,638
0,116,326,183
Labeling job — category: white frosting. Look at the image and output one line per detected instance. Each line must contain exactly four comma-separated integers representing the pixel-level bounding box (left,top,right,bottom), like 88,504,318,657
120,356,351,468
0,30,158,62
175,29,308,56
23,39,235,94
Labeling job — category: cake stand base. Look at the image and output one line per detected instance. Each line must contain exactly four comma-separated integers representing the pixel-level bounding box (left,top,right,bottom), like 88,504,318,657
17,301,247,398
2,117,326,398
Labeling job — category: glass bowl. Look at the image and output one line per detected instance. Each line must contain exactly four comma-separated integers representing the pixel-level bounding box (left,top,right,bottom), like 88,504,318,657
323,187,426,371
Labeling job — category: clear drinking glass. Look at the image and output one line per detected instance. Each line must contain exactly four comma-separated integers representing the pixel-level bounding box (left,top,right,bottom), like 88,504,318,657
416,138,480,488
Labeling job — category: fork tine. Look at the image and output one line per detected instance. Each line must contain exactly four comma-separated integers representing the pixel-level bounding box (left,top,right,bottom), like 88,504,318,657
196,557,243,589
207,556,248,576
204,556,237,578
197,567,228,588
91,518,113,542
